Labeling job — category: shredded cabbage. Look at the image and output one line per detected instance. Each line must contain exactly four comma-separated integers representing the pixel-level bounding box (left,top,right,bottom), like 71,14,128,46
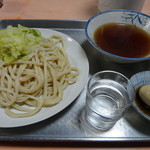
0,25,42,64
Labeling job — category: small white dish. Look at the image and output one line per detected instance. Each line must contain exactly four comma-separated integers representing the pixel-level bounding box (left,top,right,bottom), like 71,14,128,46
130,71,150,120
85,9,150,63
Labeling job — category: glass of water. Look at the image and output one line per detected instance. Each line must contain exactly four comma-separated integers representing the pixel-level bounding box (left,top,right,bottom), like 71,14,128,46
98,0,145,12
83,70,135,130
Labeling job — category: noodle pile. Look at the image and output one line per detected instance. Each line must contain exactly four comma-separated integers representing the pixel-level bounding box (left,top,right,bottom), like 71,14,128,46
0,35,79,118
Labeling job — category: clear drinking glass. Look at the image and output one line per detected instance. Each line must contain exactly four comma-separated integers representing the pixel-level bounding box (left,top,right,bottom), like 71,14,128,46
82,70,135,130
0,0,3,8
98,0,145,12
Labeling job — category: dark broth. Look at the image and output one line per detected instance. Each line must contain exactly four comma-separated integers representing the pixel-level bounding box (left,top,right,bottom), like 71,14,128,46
94,23,150,58
135,86,150,116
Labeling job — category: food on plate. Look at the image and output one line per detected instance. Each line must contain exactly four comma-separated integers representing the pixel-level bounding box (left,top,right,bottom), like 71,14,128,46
0,25,41,64
139,85,150,107
135,85,150,117
0,25,79,118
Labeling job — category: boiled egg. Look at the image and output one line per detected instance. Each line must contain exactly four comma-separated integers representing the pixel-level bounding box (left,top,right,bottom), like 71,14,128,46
139,85,150,107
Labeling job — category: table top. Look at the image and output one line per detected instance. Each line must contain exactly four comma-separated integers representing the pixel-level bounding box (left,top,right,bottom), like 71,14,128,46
0,0,150,149
0,0,149,20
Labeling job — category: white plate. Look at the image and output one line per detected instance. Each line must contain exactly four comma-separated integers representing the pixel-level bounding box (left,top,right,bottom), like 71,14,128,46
0,28,89,128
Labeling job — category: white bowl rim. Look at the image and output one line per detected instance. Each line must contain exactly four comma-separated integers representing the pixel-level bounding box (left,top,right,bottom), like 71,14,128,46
85,9,150,61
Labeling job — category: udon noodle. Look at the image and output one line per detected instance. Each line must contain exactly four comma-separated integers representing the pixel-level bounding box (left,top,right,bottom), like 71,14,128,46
0,35,79,118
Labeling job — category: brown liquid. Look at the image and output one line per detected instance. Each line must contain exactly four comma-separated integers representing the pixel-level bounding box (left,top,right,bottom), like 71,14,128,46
94,23,150,58
135,87,150,116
